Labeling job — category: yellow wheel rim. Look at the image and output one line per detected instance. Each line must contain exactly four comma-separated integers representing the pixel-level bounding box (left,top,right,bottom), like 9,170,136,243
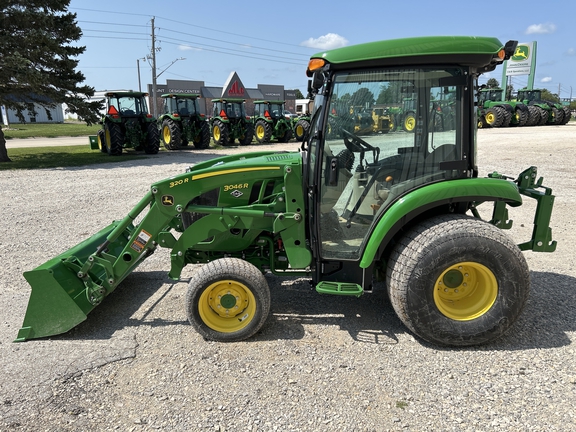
213,125,221,141
433,262,497,321
404,115,415,131
256,124,265,140
97,134,105,150
296,124,304,137
163,125,171,144
198,280,256,333
485,112,495,124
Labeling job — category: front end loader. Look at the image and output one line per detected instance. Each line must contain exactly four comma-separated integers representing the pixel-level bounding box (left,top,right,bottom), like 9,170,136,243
18,36,556,347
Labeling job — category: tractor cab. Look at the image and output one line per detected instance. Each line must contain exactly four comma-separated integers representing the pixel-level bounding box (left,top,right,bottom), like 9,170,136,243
303,37,518,286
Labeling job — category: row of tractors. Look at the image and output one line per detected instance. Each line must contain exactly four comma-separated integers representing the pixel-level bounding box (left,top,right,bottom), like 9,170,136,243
91,92,314,155
477,88,572,128
91,91,457,155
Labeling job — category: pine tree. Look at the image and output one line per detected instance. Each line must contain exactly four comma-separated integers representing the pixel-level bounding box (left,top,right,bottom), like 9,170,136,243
0,0,102,162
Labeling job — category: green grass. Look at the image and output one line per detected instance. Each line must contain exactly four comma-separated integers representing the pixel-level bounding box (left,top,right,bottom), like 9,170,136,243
0,146,148,170
3,122,100,139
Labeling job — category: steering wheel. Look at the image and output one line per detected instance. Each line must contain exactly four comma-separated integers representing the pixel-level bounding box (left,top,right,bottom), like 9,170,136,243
341,129,377,153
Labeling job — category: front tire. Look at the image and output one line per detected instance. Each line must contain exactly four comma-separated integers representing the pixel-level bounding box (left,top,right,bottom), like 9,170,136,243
386,215,530,347
186,258,271,342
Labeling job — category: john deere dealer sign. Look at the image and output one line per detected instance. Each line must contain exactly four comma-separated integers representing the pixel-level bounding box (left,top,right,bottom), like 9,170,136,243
506,42,535,76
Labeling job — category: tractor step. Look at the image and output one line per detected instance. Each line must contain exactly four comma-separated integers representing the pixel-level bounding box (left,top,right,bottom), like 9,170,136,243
316,281,363,297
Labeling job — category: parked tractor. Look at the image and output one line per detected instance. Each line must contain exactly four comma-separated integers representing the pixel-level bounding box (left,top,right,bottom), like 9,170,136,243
252,100,293,143
158,94,211,150
477,88,530,128
90,91,160,156
18,36,556,348
209,98,254,146
516,88,571,126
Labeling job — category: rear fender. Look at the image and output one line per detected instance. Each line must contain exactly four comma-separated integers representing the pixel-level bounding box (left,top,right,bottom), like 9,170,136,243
360,178,523,268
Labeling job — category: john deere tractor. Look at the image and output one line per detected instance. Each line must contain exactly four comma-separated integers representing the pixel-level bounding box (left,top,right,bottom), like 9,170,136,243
516,88,571,126
210,98,254,146
18,36,556,348
91,91,160,156
477,88,531,128
158,94,211,150
252,100,293,143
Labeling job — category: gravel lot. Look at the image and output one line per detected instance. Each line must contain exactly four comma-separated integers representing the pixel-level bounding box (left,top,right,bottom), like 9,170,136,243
1,125,575,431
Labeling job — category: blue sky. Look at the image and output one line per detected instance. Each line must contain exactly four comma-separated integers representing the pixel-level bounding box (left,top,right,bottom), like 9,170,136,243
70,0,576,100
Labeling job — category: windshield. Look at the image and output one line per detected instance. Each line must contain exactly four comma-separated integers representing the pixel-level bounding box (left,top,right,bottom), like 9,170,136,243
175,98,199,115
109,96,149,115
308,67,466,260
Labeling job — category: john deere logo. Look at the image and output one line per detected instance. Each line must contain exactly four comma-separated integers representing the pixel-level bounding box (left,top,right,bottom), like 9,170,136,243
512,45,530,61
161,195,174,206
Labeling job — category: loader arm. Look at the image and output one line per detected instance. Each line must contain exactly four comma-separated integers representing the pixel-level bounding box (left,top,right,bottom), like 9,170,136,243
16,150,310,341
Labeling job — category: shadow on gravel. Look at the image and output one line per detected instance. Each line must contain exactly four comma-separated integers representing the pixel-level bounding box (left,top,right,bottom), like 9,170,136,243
56,270,187,341
51,269,574,351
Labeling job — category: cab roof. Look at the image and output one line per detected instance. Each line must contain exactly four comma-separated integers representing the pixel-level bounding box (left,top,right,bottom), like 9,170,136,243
308,36,511,74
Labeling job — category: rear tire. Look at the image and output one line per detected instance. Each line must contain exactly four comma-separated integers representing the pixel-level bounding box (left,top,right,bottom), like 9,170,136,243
145,122,160,154
514,108,529,126
105,121,123,156
239,122,254,146
186,258,271,342
212,120,229,146
97,129,107,153
294,119,310,141
254,120,272,143
386,214,530,347
484,107,503,127
161,118,181,150
193,121,211,149
402,111,416,132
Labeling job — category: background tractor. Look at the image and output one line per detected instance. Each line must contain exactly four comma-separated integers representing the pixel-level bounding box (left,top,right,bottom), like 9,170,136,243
91,91,159,156
252,100,293,143
209,98,254,146
18,36,555,349
516,88,571,126
158,94,211,150
477,88,531,128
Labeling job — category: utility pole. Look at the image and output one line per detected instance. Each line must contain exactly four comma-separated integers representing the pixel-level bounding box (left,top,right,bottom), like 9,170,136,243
151,17,158,117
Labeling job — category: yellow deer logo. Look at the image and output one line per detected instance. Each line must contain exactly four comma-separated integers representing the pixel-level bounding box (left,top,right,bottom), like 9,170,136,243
512,46,529,61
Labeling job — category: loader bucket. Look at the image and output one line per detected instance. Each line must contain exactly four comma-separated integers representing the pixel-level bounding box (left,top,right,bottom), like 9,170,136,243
15,220,131,342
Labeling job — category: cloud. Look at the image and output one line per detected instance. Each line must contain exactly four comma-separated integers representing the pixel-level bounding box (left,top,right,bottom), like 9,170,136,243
300,33,349,50
178,45,201,52
567,48,576,56
525,23,557,34
540,77,552,83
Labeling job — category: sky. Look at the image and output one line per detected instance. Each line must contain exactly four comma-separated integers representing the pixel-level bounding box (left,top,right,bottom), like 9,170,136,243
69,0,576,100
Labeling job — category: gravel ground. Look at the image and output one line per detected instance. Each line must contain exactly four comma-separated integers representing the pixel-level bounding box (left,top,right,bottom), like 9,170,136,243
1,125,575,431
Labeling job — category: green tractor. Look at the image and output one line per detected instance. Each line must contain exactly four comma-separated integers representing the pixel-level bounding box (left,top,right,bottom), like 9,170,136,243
158,94,211,150
252,100,293,143
477,88,531,128
209,98,254,146
91,91,160,156
18,36,556,348
516,88,571,126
